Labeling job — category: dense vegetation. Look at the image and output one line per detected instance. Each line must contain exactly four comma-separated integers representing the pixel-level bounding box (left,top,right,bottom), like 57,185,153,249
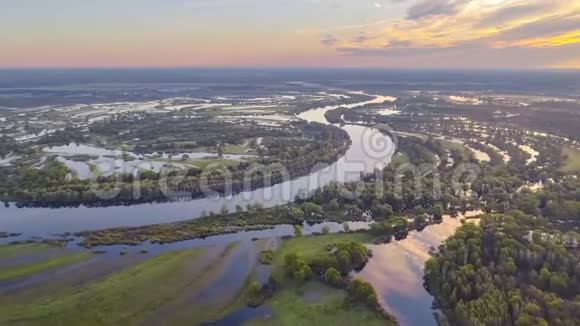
425,213,580,325
0,120,350,207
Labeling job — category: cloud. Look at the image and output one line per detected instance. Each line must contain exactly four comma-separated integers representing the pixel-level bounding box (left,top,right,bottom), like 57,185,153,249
475,2,553,28
406,0,466,20
494,14,580,42
352,33,370,44
389,39,412,47
320,34,339,47
322,0,580,68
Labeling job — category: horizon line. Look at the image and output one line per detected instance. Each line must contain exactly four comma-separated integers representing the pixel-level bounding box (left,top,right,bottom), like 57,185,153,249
0,65,579,73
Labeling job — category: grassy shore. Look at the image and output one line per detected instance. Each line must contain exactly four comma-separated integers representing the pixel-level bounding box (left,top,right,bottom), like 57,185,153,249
0,248,209,325
0,251,93,282
245,282,391,326
0,243,264,326
0,243,56,258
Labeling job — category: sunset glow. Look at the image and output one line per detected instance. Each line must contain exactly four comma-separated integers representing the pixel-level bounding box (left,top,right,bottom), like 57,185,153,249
1,0,579,68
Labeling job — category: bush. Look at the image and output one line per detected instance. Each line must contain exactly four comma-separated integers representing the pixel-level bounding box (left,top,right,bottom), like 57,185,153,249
321,225,330,234
259,250,274,264
285,253,312,282
246,281,266,307
347,278,379,307
294,225,303,237
323,267,341,286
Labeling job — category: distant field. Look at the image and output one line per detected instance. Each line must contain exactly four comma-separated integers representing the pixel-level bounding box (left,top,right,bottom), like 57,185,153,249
561,147,580,173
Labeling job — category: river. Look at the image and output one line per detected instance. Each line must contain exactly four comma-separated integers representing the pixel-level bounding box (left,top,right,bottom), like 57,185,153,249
0,92,479,326
356,211,482,326
0,93,395,235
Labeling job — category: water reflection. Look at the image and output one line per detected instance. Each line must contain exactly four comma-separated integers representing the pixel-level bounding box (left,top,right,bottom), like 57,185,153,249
356,212,482,326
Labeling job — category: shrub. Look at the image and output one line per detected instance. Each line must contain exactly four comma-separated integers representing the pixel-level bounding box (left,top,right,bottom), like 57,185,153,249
259,250,274,264
323,267,341,286
347,278,379,307
294,225,303,237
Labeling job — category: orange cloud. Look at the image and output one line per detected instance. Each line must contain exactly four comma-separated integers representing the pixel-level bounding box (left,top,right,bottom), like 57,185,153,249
512,30,580,48
325,0,580,52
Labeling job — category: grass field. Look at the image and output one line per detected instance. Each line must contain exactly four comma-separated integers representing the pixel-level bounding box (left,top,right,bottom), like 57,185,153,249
561,147,580,173
0,242,266,326
0,243,56,259
0,235,388,325
223,143,253,155
245,282,392,326
0,251,93,282
0,248,212,325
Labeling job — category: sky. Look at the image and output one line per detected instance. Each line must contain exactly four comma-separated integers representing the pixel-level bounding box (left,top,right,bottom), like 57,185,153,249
1,0,579,69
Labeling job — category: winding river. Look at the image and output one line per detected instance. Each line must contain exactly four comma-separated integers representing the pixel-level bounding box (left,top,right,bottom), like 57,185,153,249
0,93,395,235
0,92,481,326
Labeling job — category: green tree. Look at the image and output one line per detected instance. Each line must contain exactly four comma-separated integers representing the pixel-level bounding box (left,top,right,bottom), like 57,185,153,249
323,267,341,286
294,225,302,237
431,204,444,221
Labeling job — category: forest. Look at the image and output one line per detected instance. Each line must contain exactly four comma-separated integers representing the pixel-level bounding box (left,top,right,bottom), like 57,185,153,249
425,213,580,325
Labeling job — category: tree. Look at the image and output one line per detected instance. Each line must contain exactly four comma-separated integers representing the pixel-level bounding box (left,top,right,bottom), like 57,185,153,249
323,267,341,286
289,207,304,220
505,258,517,275
328,198,340,211
336,250,352,274
372,203,393,220
303,202,323,216
392,217,409,238
294,225,302,237
414,214,428,230
343,222,350,232
348,278,379,307
217,144,224,158
431,204,444,221
369,220,393,238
